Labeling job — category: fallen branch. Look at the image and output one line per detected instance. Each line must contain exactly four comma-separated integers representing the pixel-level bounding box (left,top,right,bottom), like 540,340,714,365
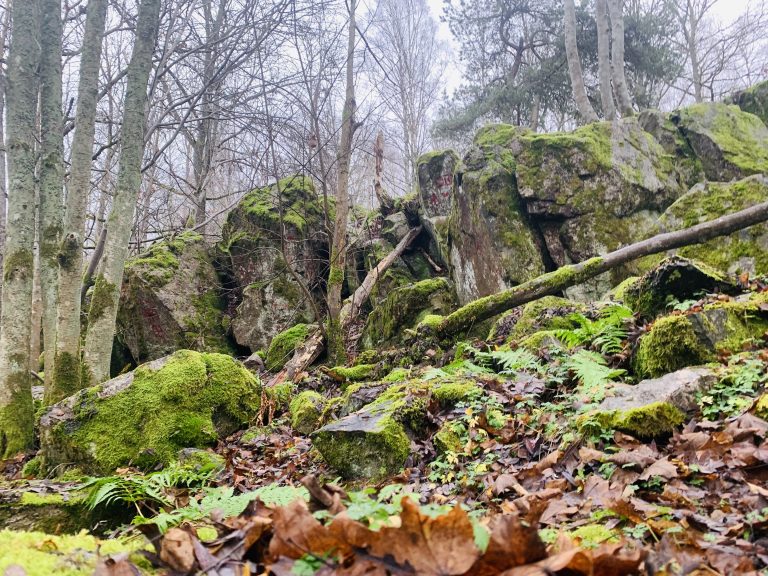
436,200,768,338
267,226,423,386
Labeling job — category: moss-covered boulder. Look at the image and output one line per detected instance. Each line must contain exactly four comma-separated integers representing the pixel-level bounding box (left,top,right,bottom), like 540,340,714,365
362,278,456,348
265,323,314,372
731,80,768,127
633,293,768,378
624,257,735,318
672,103,768,180
116,232,233,365
219,176,326,352
417,149,459,265
39,350,261,474
658,175,768,276
289,391,326,435
0,485,92,534
491,296,589,342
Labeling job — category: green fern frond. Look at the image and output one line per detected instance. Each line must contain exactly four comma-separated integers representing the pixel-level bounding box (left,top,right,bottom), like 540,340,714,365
565,350,625,404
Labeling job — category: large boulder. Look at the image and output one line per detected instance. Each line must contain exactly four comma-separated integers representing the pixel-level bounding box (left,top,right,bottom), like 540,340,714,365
39,350,261,474
362,277,457,348
219,176,327,352
116,231,233,365
730,80,768,132
672,103,768,180
417,150,459,265
449,126,548,303
658,175,768,276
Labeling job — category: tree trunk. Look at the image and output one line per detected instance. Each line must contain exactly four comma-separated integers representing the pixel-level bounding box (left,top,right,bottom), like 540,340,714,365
435,200,768,338
83,0,161,383
0,0,41,457
53,0,108,402
0,6,11,303
607,0,634,115
38,0,64,399
687,3,703,103
563,0,598,123
595,0,615,120
326,0,357,364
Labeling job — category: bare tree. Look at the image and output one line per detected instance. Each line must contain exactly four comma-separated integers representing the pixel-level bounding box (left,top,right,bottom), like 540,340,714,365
607,0,634,115
564,0,598,122
596,0,615,120
0,0,40,457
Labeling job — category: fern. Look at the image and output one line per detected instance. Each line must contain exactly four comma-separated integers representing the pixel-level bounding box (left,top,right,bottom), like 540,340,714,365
489,348,543,374
552,305,631,355
564,350,625,404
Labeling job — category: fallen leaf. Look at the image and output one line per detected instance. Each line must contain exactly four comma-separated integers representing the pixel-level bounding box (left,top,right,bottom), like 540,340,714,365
470,514,547,575
159,528,197,574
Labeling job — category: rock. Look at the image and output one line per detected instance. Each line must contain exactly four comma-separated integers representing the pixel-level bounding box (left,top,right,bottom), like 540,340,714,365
492,296,589,342
39,350,261,474
381,211,411,245
624,257,736,318
730,80,768,128
633,293,768,378
116,231,233,365
599,366,716,415
289,391,326,435
242,351,265,371
362,278,456,348
312,400,411,479
658,175,768,276
265,323,315,372
449,125,548,304
176,448,226,474
417,149,459,266
219,176,326,352
0,484,93,534
589,402,686,439
672,103,768,180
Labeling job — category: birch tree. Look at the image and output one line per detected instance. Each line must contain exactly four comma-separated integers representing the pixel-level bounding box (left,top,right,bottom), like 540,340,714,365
563,0,598,122
83,0,162,383
52,0,108,401
607,0,634,115
595,0,615,119
0,0,41,457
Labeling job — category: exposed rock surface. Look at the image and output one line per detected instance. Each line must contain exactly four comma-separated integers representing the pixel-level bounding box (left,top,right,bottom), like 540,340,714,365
731,80,768,127
658,176,768,276
218,176,326,352
39,350,261,474
116,231,233,366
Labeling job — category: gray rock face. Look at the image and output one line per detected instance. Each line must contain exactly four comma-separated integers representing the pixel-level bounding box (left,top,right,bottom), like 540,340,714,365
599,367,716,414
730,80,768,127
417,150,458,265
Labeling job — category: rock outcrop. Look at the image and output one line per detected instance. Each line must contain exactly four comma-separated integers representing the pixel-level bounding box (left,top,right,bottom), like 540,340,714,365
731,80,768,127
39,350,261,474
116,231,234,366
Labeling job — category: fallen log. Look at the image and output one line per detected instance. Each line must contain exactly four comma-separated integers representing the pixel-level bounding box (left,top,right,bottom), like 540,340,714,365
435,200,768,338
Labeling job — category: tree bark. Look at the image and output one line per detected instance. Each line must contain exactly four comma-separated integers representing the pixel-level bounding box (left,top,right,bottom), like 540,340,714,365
0,5,11,302
595,0,615,120
607,0,634,116
435,200,768,338
563,0,598,123
53,0,108,402
38,0,65,399
83,0,161,383
0,0,41,457
326,0,357,364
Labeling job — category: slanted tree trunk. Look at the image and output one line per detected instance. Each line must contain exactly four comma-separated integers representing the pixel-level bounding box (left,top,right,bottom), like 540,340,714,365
83,0,161,383
53,0,108,401
326,0,357,364
607,0,634,115
0,0,41,457
595,0,615,120
38,0,64,398
434,200,768,338
563,0,598,123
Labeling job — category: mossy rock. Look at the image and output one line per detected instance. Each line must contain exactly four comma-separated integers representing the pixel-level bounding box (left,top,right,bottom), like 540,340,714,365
176,448,226,474
589,401,686,439
117,232,235,364
417,149,459,265
624,256,736,319
327,364,378,383
39,351,261,474
633,293,768,378
0,486,92,534
731,80,768,127
658,175,768,277
362,278,457,348
433,422,463,454
756,393,768,421
290,391,326,435
672,103,768,180
499,296,589,342
0,529,152,575
265,323,314,372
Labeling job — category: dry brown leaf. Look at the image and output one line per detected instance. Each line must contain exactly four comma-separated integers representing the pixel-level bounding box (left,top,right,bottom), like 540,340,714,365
469,514,547,576
159,528,197,574
268,499,350,561
638,457,678,481
366,497,480,575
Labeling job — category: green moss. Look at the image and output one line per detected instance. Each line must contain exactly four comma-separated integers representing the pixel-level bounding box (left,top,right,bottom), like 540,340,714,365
507,296,588,341
0,530,152,576
49,351,82,405
21,457,42,478
432,381,480,408
3,248,34,282
177,448,226,474
519,330,564,351
592,402,685,438
433,422,463,454
290,391,326,435
57,234,81,271
756,393,768,421
0,373,35,458
382,368,410,382
88,275,117,322
265,324,310,372
329,364,377,383
265,382,296,411
44,351,261,474
634,315,711,378
239,176,324,232
570,525,619,548
732,80,768,126
180,291,235,355
608,276,641,303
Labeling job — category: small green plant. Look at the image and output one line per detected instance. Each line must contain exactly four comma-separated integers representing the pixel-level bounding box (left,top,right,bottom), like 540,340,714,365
699,357,767,419
564,349,625,405
473,347,544,375
552,305,632,355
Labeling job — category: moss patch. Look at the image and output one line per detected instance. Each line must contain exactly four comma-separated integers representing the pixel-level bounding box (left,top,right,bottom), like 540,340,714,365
634,315,712,378
290,391,326,434
265,324,311,372
591,402,686,438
